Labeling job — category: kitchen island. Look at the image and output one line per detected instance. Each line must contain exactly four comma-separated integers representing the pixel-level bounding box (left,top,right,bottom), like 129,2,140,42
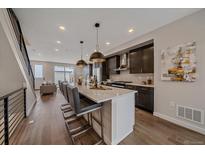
77,85,136,145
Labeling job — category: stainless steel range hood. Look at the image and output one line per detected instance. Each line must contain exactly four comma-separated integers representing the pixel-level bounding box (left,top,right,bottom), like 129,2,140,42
113,53,128,71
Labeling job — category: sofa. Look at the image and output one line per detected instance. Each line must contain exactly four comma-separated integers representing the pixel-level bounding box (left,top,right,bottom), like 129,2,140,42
40,83,57,95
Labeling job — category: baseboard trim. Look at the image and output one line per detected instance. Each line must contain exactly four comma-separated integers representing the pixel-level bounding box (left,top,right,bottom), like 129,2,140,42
27,99,37,116
153,112,205,135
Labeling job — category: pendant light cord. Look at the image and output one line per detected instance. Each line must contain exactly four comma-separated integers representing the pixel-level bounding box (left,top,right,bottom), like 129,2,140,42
96,27,99,52
81,43,83,60
80,41,83,60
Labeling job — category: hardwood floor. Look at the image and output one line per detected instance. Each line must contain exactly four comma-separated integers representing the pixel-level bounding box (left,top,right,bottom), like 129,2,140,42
11,90,205,145
10,90,72,145
120,109,205,145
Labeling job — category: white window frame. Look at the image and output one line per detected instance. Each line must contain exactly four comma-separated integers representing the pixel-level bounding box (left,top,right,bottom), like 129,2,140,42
54,66,74,83
34,64,43,78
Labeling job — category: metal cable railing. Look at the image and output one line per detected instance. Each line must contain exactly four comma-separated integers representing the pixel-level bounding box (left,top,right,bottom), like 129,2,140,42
0,88,26,145
7,8,35,89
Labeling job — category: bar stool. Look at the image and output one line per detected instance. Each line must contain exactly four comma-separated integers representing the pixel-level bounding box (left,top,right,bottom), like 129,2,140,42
62,82,69,101
58,80,62,92
66,85,104,144
59,81,73,120
60,83,75,119
59,81,65,94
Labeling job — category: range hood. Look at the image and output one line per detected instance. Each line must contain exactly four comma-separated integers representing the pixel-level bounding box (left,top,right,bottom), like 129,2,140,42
113,53,128,71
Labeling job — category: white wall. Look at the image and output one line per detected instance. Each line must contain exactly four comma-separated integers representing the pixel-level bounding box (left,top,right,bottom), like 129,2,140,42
107,9,205,134
0,8,36,115
0,22,24,96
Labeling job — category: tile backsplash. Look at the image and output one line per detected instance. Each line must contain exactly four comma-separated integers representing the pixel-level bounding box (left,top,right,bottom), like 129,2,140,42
110,70,154,84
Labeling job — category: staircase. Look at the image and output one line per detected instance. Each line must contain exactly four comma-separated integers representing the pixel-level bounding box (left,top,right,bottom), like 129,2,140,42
7,8,35,90
0,8,36,144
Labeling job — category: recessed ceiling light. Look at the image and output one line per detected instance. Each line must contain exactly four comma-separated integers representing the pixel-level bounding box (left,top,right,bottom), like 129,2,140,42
56,40,61,44
59,26,66,31
55,49,59,51
106,42,110,45
128,28,134,33
37,53,41,56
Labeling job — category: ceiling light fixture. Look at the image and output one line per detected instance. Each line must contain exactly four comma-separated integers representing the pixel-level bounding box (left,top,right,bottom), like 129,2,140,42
89,23,105,63
76,41,87,67
56,40,61,44
59,26,65,31
128,28,134,33
55,49,59,51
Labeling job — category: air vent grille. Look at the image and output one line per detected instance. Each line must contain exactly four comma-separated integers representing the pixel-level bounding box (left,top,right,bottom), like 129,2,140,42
176,105,204,124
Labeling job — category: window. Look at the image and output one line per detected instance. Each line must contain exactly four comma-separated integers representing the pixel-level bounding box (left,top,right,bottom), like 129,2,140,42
65,67,74,83
54,66,74,84
54,66,64,72
34,64,43,78
54,66,65,84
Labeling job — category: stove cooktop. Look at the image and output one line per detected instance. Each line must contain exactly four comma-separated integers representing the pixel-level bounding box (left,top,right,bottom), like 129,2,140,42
113,81,133,84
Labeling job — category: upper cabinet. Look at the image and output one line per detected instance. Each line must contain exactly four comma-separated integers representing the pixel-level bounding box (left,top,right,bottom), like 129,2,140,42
129,44,154,74
142,46,154,73
106,55,120,75
129,49,142,73
88,64,93,76
102,61,109,81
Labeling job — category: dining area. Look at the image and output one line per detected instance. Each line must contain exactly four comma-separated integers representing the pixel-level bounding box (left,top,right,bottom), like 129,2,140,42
58,80,136,145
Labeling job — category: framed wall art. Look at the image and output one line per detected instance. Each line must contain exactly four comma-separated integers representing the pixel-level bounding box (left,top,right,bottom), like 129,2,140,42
161,42,196,82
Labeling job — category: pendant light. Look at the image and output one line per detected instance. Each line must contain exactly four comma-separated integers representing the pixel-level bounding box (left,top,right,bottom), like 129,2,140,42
76,41,87,67
89,23,105,63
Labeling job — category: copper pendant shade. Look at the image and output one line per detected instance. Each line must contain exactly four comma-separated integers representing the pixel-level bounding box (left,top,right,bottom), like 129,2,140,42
76,59,87,67
76,41,87,67
89,23,105,63
89,51,105,63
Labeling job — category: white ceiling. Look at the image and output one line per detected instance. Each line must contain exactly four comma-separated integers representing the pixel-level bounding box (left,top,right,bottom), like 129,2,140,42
14,8,200,64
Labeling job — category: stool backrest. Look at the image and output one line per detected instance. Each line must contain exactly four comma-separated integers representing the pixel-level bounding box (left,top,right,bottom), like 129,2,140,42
62,83,69,102
58,80,61,90
67,85,81,114
60,81,63,92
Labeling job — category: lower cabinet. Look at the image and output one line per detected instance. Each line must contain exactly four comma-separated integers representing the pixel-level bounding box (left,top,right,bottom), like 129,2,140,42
136,86,154,113
125,85,154,113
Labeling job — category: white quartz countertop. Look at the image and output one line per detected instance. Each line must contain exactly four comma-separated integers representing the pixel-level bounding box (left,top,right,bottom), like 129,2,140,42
77,85,136,103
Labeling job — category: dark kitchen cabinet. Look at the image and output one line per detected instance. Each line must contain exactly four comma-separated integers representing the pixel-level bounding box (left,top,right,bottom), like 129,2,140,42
125,85,154,113
102,61,109,81
129,50,142,73
135,86,154,113
129,44,154,74
142,46,154,73
88,64,93,76
106,56,120,75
